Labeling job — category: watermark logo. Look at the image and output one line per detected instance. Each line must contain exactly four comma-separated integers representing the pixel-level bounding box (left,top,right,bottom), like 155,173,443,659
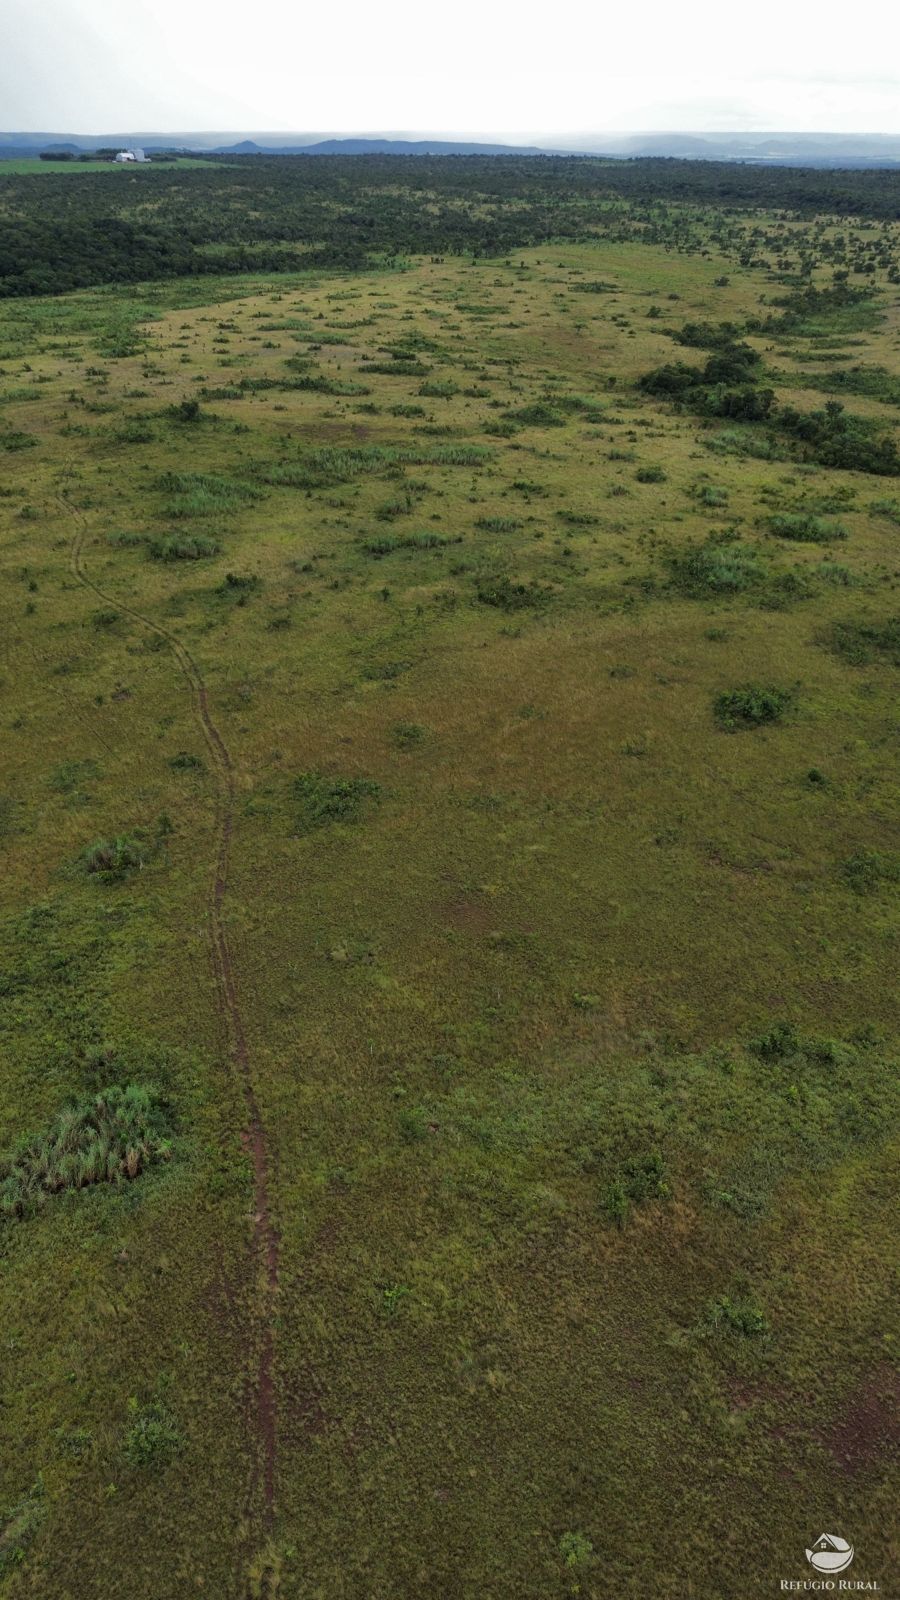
806,1536,854,1576
779,1532,878,1591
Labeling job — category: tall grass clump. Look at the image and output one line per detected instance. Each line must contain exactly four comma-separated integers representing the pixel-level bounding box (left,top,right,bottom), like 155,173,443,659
157,472,262,518
767,513,847,543
668,538,766,596
1,1085,171,1220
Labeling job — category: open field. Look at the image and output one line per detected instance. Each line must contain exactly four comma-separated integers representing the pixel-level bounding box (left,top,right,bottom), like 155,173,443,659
0,158,216,174
0,209,898,1596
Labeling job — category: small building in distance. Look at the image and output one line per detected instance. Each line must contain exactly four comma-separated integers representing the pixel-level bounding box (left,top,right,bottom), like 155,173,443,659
114,148,149,164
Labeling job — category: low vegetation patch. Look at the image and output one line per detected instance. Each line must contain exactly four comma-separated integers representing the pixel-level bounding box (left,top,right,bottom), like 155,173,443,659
1,1084,171,1220
767,513,847,543
294,772,381,833
714,685,793,729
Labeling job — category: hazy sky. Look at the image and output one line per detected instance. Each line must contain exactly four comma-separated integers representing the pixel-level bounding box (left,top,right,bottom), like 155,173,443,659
3,0,899,134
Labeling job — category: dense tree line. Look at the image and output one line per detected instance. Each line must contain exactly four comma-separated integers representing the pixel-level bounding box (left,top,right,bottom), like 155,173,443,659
1,155,900,297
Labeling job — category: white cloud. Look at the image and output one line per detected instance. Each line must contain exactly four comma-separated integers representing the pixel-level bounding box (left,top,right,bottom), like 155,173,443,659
2,0,898,133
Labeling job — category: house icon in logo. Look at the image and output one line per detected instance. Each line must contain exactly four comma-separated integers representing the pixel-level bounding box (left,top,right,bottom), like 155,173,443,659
806,1534,854,1575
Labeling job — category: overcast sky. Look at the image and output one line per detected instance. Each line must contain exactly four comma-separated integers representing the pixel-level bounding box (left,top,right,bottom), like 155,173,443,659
3,0,898,135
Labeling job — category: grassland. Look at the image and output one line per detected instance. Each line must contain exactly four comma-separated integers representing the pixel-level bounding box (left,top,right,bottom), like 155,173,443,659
0,158,214,174
0,219,898,1598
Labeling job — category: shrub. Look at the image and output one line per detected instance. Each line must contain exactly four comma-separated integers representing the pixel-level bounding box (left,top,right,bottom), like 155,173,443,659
123,1397,183,1470
79,834,146,881
824,616,900,667
147,533,220,561
840,849,900,895
169,751,204,771
602,1150,669,1226
475,517,522,533
559,1532,594,1570
869,497,900,524
158,471,261,517
476,577,550,611
767,514,846,543
714,685,792,729
635,465,667,483
668,540,765,596
505,401,567,427
167,398,201,423
393,722,426,749
701,1292,769,1338
750,1021,802,1060
0,1084,171,1219
294,772,380,833
418,379,459,398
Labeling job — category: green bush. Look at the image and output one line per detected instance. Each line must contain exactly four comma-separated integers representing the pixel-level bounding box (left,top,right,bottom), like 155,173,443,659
147,533,220,561
701,1292,769,1338
840,849,900,895
714,685,792,729
123,1397,183,1470
294,772,381,833
824,616,900,666
668,540,765,596
476,577,550,611
79,834,146,882
767,514,847,543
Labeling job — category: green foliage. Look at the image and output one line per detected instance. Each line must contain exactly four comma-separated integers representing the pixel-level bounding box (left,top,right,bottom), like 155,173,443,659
840,850,900,895
767,282,880,336
701,1291,770,1339
0,1084,171,1219
869,497,900,524
668,538,765,596
168,397,202,423
475,517,522,533
602,1150,669,1226
559,1531,594,1570
714,685,792,729
79,834,146,881
147,532,220,561
0,1479,45,1574
476,576,551,611
767,513,846,543
293,772,381,833
392,722,426,749
823,615,900,666
259,443,490,489
361,531,459,556
505,401,567,427
123,1395,183,1470
158,471,262,517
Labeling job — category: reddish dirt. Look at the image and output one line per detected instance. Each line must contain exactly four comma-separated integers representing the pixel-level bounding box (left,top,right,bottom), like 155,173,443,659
439,895,495,935
820,1363,900,1474
66,502,281,1533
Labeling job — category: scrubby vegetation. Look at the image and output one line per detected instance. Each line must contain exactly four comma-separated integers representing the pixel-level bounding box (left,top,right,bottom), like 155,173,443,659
0,184,897,1598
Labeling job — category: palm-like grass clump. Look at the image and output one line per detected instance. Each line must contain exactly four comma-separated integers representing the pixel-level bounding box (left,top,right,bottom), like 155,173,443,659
0,1085,171,1220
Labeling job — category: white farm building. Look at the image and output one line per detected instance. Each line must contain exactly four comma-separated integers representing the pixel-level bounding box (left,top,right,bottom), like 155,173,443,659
114,148,149,164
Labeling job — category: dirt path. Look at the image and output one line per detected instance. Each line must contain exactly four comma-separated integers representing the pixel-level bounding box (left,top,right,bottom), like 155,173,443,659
63,498,280,1534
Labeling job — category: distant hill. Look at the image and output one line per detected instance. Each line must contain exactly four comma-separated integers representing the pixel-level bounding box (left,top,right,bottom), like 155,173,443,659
210,138,556,156
2,130,900,168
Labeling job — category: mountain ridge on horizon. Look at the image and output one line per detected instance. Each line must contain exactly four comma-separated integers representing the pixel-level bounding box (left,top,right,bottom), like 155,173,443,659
2,129,900,167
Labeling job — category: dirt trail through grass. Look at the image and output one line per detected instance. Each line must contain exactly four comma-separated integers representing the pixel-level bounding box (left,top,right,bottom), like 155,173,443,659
62,492,280,1533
